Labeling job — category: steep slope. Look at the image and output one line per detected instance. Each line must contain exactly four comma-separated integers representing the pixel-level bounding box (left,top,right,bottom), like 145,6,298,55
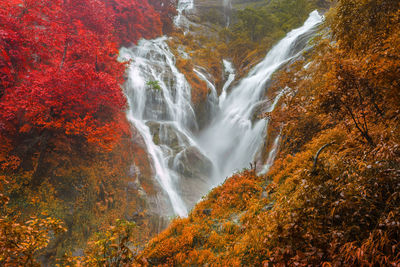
137,0,400,265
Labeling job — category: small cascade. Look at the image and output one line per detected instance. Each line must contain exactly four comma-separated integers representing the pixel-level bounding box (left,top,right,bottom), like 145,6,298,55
174,0,194,31
259,134,281,175
219,60,236,108
222,0,232,27
193,68,219,118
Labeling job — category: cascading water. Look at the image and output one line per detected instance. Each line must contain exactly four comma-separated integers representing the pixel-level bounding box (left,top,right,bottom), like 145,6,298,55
223,0,232,27
120,38,197,216
174,0,194,31
219,60,235,108
120,4,323,217
198,11,323,186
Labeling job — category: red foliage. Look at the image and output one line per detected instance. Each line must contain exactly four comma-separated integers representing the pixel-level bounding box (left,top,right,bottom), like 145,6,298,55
106,0,163,46
0,0,124,150
148,0,178,34
0,0,176,154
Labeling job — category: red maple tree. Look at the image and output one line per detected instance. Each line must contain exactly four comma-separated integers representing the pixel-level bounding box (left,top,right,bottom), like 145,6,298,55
0,0,175,172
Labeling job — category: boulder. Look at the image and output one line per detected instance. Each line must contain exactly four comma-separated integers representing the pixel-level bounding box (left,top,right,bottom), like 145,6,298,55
173,146,214,207
173,146,213,182
146,121,189,154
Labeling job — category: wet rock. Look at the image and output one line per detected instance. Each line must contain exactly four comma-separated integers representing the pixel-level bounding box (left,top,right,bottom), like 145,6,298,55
146,121,189,154
174,146,212,181
72,249,84,257
192,0,230,27
193,99,213,129
143,94,169,121
174,146,213,207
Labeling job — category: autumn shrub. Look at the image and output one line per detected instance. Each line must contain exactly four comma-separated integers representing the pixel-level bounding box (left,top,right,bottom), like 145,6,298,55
80,219,139,266
0,176,66,266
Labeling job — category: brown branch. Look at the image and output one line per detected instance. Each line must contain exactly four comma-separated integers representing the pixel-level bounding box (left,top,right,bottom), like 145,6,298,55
343,104,374,146
30,130,51,187
59,40,69,71
355,86,369,134
312,142,335,173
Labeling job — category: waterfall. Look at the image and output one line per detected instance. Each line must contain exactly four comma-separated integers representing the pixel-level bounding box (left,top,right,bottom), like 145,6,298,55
193,68,219,117
223,0,232,27
120,6,323,217
198,11,323,186
120,38,199,217
259,134,281,175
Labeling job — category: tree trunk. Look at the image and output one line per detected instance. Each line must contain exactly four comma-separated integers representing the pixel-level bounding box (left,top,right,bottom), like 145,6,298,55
59,40,68,71
31,130,51,187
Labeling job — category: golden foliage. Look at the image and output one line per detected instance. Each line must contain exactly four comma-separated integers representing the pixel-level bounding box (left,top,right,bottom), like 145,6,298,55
0,176,66,266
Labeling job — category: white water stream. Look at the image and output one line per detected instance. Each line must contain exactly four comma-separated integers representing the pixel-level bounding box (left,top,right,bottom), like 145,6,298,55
223,0,232,27
120,3,323,217
174,0,194,32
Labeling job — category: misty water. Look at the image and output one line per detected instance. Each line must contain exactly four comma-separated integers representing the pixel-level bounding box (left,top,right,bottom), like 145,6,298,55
119,1,323,217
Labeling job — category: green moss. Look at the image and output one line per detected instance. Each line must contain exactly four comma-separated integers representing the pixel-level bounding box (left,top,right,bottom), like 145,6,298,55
146,80,162,91
225,0,326,71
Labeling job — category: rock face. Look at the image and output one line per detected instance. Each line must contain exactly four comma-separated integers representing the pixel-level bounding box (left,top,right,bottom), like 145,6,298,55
146,120,213,207
175,146,214,207
192,0,228,27
146,121,188,153
192,0,265,28
174,146,213,181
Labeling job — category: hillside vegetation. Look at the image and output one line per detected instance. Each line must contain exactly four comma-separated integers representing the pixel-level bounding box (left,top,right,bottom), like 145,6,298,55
1,0,399,265
136,0,400,265
224,0,329,73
